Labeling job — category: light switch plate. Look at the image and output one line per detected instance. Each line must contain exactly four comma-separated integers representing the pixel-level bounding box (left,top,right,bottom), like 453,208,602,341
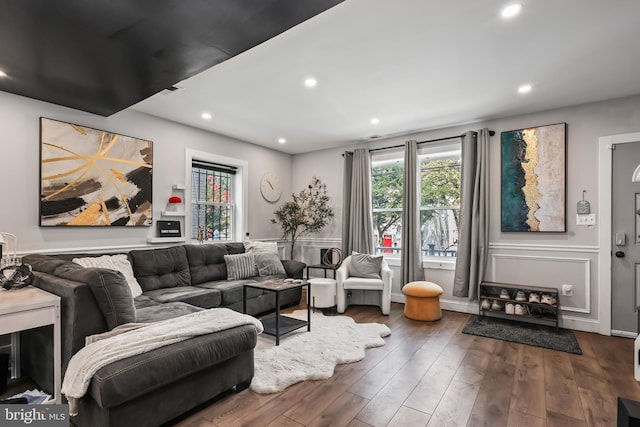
576,213,596,226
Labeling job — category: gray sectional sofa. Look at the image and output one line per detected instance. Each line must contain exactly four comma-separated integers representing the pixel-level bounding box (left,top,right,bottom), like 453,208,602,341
21,242,304,427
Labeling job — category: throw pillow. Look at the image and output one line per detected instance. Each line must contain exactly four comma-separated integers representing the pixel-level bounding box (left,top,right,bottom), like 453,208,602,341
224,253,258,280
348,252,383,279
73,254,143,297
254,252,286,277
244,240,278,254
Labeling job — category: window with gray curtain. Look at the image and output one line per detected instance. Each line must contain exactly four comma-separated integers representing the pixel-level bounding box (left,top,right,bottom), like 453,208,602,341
370,140,461,259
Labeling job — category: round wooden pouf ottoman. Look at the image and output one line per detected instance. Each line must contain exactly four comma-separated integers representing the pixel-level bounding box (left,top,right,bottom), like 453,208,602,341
402,281,443,321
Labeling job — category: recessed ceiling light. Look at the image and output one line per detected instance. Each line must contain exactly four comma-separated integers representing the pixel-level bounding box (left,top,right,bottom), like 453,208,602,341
0,70,7,78
278,138,286,144
501,3,522,18
201,112,212,120
304,78,317,88
370,118,380,125
518,84,532,94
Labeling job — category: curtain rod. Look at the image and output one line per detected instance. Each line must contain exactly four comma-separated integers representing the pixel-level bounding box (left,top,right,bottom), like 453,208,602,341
367,130,495,153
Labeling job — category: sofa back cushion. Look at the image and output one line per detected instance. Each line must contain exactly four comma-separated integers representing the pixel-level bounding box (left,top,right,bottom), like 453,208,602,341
24,255,136,330
225,242,245,255
130,246,191,291
184,244,229,285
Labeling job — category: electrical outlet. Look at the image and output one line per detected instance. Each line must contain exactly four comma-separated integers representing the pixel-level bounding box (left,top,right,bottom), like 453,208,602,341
576,214,596,226
562,284,573,296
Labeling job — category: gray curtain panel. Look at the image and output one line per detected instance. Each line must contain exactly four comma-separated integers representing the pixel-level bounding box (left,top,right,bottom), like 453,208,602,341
343,148,374,254
342,151,354,254
401,140,424,286
453,129,490,299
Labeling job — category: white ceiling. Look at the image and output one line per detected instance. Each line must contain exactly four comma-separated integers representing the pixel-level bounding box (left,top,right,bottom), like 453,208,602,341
131,0,640,155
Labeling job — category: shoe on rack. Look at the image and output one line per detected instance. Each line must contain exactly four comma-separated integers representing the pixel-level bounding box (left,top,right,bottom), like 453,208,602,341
529,306,544,318
529,292,540,303
541,294,557,305
515,291,527,302
481,299,491,310
515,304,526,315
505,303,515,315
499,289,511,300
491,301,503,311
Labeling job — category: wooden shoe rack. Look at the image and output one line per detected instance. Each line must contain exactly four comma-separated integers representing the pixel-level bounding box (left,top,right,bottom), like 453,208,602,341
479,281,559,330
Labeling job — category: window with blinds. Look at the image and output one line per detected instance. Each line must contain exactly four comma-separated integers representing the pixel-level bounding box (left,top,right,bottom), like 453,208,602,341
191,161,236,241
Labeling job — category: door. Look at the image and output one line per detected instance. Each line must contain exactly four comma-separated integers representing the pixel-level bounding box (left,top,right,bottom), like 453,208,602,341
612,141,640,335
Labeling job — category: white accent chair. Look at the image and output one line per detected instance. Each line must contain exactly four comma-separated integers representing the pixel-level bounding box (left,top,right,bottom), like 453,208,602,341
336,255,393,315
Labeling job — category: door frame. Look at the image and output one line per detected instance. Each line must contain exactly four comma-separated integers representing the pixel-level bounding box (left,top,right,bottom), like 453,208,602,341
598,131,640,336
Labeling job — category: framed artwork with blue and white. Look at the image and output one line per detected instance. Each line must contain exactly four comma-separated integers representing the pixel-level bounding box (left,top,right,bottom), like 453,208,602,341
501,123,566,232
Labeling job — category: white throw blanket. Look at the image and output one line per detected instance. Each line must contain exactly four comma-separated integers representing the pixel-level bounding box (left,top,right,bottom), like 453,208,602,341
62,308,263,415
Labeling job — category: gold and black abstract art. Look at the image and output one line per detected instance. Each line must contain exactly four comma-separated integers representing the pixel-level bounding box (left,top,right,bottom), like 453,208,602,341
40,118,153,226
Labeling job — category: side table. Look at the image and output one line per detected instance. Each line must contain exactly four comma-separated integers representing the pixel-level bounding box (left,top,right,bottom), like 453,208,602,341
243,279,310,345
0,286,61,403
306,264,339,280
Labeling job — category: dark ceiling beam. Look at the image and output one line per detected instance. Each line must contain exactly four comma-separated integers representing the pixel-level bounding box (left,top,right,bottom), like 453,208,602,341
0,0,343,116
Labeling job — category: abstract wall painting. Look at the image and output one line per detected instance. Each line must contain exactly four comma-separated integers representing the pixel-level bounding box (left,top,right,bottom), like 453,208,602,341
501,123,566,232
40,118,153,226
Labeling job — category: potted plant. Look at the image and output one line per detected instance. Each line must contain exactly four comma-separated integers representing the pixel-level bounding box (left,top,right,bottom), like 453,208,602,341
271,176,334,259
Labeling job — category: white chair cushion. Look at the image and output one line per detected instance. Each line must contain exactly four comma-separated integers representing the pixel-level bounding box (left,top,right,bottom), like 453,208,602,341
343,277,384,290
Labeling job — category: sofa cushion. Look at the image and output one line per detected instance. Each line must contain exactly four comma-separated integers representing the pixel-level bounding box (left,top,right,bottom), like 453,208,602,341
224,253,258,280
254,252,286,277
73,254,143,297
184,244,229,284
87,324,257,409
142,286,221,308
244,240,278,254
130,246,191,291
135,301,204,323
133,295,162,310
225,242,245,255
46,260,136,330
196,279,262,305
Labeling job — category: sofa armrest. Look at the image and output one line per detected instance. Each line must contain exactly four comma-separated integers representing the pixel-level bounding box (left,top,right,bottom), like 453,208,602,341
281,259,306,279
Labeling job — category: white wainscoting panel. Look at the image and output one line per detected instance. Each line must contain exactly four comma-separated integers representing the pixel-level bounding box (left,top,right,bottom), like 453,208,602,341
297,238,342,267
491,253,591,313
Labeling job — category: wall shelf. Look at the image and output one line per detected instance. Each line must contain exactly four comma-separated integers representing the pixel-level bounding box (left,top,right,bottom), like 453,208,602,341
147,237,186,244
172,184,186,190
161,211,186,217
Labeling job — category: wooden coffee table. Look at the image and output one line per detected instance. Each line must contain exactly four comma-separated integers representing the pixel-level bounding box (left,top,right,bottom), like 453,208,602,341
243,278,310,345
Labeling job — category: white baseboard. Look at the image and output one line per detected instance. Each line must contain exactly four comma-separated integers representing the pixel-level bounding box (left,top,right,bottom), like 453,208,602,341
392,293,479,315
611,329,637,338
392,293,604,334
440,299,479,315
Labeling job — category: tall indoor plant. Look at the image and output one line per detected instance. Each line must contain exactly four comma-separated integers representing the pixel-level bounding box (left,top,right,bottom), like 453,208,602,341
271,176,334,259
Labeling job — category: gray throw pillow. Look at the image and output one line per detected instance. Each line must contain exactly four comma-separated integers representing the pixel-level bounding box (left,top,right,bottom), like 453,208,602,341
254,252,286,277
224,253,258,280
348,252,383,279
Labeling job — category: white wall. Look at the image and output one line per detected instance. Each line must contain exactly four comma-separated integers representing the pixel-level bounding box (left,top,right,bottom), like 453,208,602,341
0,91,292,253
293,94,640,332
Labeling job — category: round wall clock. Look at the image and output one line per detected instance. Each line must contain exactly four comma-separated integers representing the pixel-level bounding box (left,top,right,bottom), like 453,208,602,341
260,172,282,202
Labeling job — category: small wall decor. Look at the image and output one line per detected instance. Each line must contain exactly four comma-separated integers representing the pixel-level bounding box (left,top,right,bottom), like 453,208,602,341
501,123,566,232
40,118,153,226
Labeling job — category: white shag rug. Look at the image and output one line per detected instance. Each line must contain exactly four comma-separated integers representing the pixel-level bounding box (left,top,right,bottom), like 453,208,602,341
250,309,391,394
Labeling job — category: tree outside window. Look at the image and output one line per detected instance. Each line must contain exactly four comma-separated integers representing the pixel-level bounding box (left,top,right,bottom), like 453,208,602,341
191,166,234,241
372,161,403,255
420,155,461,257
371,144,461,258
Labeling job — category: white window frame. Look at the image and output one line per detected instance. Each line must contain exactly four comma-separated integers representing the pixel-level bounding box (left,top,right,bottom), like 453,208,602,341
371,140,461,263
185,149,248,242
418,140,461,261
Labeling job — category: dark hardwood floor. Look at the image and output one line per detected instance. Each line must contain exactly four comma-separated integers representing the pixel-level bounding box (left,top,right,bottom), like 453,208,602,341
172,302,637,426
